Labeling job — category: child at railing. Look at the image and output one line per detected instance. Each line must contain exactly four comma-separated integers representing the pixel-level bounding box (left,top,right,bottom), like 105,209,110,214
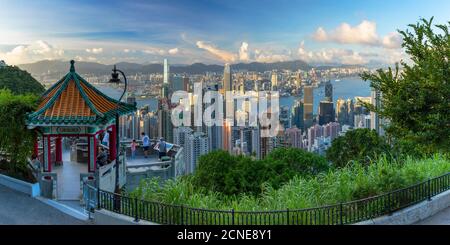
131,139,137,160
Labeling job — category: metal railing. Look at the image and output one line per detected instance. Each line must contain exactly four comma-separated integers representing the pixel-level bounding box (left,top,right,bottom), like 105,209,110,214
82,172,450,225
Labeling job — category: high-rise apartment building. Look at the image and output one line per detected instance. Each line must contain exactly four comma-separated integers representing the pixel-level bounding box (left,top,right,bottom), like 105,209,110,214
185,132,209,173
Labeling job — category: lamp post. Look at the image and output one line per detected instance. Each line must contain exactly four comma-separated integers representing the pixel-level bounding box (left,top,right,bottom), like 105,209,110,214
109,65,127,197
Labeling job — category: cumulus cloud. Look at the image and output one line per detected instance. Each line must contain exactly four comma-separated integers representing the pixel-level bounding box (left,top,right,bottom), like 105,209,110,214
382,32,403,49
196,41,237,63
239,42,249,61
168,48,179,55
0,40,64,64
254,49,290,63
143,48,166,55
85,48,103,54
313,20,403,49
298,41,366,65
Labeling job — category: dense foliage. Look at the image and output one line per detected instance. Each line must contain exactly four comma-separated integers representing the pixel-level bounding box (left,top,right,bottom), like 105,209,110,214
0,90,39,180
361,18,450,153
192,148,329,196
326,128,390,167
132,154,450,211
0,66,45,95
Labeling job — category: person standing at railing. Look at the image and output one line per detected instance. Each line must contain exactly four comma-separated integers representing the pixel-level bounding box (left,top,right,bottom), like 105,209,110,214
130,139,137,160
96,146,108,167
157,137,167,160
141,132,150,158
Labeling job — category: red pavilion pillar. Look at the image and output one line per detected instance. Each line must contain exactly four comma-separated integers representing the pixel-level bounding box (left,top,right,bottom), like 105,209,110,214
55,137,63,165
109,125,117,161
33,136,39,157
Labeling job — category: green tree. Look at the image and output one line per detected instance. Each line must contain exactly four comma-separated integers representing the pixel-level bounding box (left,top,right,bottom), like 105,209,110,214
0,90,39,178
326,128,390,168
361,18,450,153
0,66,45,95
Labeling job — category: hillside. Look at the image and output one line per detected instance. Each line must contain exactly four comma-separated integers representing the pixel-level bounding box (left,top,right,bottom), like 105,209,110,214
0,66,45,95
18,59,312,76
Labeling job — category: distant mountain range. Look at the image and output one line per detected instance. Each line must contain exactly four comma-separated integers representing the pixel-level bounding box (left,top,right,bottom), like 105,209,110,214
17,60,313,76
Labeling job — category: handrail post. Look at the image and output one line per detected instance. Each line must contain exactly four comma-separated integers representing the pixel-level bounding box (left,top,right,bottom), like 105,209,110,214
286,208,290,225
231,209,235,225
134,198,139,222
180,205,184,225
427,178,431,201
96,187,100,210
339,203,343,225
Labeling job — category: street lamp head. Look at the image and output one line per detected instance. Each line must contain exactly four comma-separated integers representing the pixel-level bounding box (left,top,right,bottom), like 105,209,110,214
109,65,121,83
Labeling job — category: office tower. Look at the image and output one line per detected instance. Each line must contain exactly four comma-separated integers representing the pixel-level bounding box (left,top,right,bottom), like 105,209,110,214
251,127,261,159
303,86,314,129
347,99,355,127
172,76,186,92
183,77,190,92
291,100,304,130
271,71,278,90
239,127,253,155
318,101,335,125
144,112,158,139
336,98,349,125
158,99,173,142
285,127,303,149
223,63,232,92
185,132,209,173
280,106,290,129
223,64,233,152
324,81,333,102
204,84,223,150
295,71,302,88
163,58,170,84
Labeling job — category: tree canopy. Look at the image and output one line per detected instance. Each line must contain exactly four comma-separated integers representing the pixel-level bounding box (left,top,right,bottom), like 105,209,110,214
192,148,329,196
0,66,45,95
326,128,391,168
0,89,39,176
361,18,450,153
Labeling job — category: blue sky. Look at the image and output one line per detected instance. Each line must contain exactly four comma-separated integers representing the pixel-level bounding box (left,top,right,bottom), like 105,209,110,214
0,0,448,65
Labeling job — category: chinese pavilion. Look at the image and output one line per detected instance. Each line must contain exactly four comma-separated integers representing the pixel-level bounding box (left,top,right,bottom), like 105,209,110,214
27,60,136,173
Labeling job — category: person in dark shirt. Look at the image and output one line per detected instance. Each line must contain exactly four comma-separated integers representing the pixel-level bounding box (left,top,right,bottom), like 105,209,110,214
96,146,108,167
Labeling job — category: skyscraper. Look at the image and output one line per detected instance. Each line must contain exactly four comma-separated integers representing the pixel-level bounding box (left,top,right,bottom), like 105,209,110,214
271,71,278,90
285,127,303,149
223,64,233,152
303,86,314,129
370,89,384,135
223,63,232,93
318,101,335,125
163,58,170,84
158,99,173,143
185,132,209,173
291,99,304,130
324,81,333,102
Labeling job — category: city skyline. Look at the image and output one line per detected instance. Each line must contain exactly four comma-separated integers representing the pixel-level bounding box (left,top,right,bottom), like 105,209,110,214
1,0,449,65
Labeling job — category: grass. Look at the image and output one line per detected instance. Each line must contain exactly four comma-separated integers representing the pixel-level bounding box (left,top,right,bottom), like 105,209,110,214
131,154,450,212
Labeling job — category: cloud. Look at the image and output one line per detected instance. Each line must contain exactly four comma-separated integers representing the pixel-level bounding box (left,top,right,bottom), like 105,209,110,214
168,48,179,55
298,41,366,65
239,42,249,61
382,32,403,49
254,49,290,63
85,48,103,54
143,48,166,55
0,40,64,64
313,20,403,49
196,41,237,63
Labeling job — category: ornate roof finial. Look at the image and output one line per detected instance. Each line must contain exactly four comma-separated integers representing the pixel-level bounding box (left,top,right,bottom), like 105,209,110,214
70,60,75,72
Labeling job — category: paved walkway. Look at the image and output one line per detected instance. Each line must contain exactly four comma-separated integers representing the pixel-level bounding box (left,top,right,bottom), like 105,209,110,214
415,207,450,225
0,184,88,225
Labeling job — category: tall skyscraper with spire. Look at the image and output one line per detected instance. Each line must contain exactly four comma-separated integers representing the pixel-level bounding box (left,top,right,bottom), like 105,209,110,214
223,64,233,152
163,58,170,84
